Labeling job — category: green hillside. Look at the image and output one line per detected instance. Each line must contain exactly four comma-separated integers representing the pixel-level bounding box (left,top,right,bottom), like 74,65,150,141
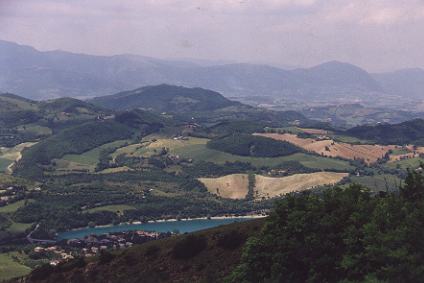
14,121,134,179
345,119,424,145
90,84,241,113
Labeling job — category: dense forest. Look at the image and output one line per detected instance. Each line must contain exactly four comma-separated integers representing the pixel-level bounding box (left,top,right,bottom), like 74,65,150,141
228,169,424,282
207,133,301,157
346,118,424,145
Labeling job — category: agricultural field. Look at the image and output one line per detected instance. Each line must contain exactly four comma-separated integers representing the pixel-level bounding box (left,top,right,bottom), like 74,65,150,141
199,174,249,199
255,133,395,164
199,172,348,200
86,204,136,215
348,174,402,192
111,136,353,171
254,172,348,199
0,142,37,173
112,136,208,159
0,253,31,281
63,139,129,166
0,200,32,213
385,157,424,170
174,143,353,170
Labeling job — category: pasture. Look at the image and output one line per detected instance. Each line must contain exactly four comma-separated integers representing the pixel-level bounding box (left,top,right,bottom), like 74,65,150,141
349,174,401,192
63,139,129,166
0,253,31,281
86,204,136,215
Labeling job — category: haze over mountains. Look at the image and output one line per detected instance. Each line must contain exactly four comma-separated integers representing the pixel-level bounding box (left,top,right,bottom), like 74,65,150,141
1,39,423,103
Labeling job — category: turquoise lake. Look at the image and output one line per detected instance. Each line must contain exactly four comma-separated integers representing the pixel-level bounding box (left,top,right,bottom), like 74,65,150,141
57,218,254,240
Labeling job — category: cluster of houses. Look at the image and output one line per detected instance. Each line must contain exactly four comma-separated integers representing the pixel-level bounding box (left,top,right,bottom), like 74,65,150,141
33,245,75,266
33,230,169,266
0,185,27,206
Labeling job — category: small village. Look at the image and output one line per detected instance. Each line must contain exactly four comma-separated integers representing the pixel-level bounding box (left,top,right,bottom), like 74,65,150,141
32,230,170,266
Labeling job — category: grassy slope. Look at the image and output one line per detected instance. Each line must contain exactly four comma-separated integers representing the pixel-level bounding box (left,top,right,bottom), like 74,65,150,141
62,140,129,166
0,158,10,172
0,253,31,282
22,219,265,283
115,135,353,170
85,204,136,214
175,144,353,170
385,157,424,170
348,174,402,192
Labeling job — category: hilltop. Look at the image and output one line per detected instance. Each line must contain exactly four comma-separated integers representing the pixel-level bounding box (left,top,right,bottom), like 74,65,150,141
345,119,424,145
89,84,241,113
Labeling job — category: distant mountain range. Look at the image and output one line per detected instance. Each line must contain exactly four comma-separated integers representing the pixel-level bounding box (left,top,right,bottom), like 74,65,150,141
0,39,423,101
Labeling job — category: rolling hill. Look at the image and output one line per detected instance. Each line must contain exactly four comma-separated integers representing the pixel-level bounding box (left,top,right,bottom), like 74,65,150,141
345,119,424,145
89,84,241,112
0,93,109,147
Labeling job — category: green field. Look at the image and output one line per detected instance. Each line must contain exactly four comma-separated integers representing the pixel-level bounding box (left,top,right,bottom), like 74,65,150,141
0,253,31,281
17,124,52,136
6,221,33,233
0,158,11,173
63,139,129,166
349,174,402,192
386,157,424,170
0,200,33,213
331,135,375,144
86,204,136,214
114,136,354,171
173,143,354,170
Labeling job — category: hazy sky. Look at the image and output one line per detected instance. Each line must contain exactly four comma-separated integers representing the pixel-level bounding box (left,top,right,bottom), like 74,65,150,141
1,0,424,71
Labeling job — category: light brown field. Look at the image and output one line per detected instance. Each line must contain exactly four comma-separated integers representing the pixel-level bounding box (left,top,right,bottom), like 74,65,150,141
199,172,348,200
255,133,395,164
199,174,249,199
254,172,348,199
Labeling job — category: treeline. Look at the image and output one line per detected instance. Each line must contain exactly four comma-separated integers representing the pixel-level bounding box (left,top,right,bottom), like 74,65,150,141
207,133,300,157
228,169,424,282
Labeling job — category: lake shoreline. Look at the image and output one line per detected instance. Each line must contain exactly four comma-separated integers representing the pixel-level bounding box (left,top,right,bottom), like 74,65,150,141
64,213,267,232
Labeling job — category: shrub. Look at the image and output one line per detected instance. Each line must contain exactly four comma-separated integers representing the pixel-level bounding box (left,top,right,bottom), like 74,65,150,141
172,234,207,259
216,230,246,250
